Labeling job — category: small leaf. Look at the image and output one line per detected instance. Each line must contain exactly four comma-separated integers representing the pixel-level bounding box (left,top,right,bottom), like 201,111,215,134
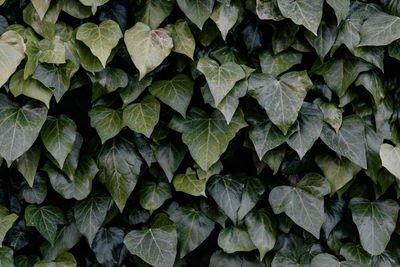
124,213,177,267
0,206,18,247
326,0,350,24
305,22,337,61
256,0,284,21
167,20,195,59
217,226,256,253
380,143,400,180
139,182,172,214
0,31,25,88
136,0,175,29
237,177,265,221
210,0,240,40
311,253,362,267
173,169,207,197
24,205,66,246
16,145,41,187
78,0,109,14
318,101,343,133
340,242,371,266
20,172,47,204
123,95,160,138
153,139,186,182
31,0,51,20
88,106,123,144
349,198,399,255
92,227,124,266
259,49,302,77
176,0,215,29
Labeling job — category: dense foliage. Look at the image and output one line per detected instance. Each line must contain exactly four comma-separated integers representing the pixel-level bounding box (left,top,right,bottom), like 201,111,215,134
0,0,400,266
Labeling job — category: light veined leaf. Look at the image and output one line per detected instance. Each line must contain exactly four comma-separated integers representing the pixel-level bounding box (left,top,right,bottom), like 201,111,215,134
166,19,196,59
0,31,25,88
217,226,256,254
88,106,123,144
259,49,302,77
119,74,153,108
31,0,52,20
317,101,343,133
92,227,125,266
256,0,284,21
136,0,175,29
380,143,400,180
237,176,265,221
173,169,207,197
210,0,240,40
304,21,337,61
269,173,330,238
340,242,371,266
124,213,177,267
176,0,215,29
359,12,400,46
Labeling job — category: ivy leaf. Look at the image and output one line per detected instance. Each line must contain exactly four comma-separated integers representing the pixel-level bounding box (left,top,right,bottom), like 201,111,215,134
24,205,66,246
217,226,256,253
173,169,207,197
167,19,196,59
139,182,172,214
0,94,47,163
41,115,77,169
20,173,47,205
89,67,128,101
248,71,312,135
277,0,324,35
340,242,371,266
176,0,215,29
315,152,361,195
210,0,240,40
123,95,160,138
256,0,284,21
237,177,265,221
209,250,242,267
380,143,400,180
359,12,400,46
269,173,330,238
244,209,277,259
207,175,243,223
31,0,51,20
78,0,109,14
119,74,153,108
62,0,92,19
124,213,177,267
169,108,247,171
96,135,143,212
76,20,122,68
35,252,77,267
349,198,399,255
320,115,367,169
153,139,186,182
323,198,346,238
74,192,111,246
44,155,98,200
318,101,343,133
0,206,18,246
259,49,302,77
92,227,125,266
62,133,83,181
166,202,215,257
326,0,350,25
88,106,123,144
355,71,384,105
149,74,194,118
197,58,245,106
286,102,323,159
9,70,53,108
136,0,175,29
311,253,362,267
16,145,41,187
0,31,25,88
305,22,337,61
124,22,173,80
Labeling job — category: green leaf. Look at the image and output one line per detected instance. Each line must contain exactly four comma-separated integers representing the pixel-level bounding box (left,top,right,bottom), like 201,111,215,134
167,19,195,59
136,0,175,29
173,169,207,197
40,115,77,169
256,0,284,21
327,0,350,24
176,0,215,29
277,0,324,35
89,67,128,101
92,227,124,266
349,198,399,255
88,106,123,144
31,0,51,19
119,74,153,108
206,175,243,223
24,205,66,246
311,253,362,267
286,102,323,159
74,192,111,246
244,208,277,259
153,139,186,182
44,155,98,200
355,71,384,105
210,0,240,40
315,152,361,195
0,31,25,88
248,71,312,135
305,22,337,61
380,143,400,180
217,226,256,253
16,145,41,187
124,23,173,80
197,58,245,106
269,173,330,238
96,135,143,212
320,115,367,169
359,12,400,46
149,74,194,118
62,132,83,181
20,172,47,204
124,213,177,267
169,108,247,171
272,20,299,54
123,95,160,138
76,20,122,68
139,182,172,214
237,177,265,221
34,252,77,267
62,0,92,19
340,242,371,266
209,250,242,267
78,0,109,14
0,246,13,267
318,101,343,133
0,206,18,246
0,94,47,163
259,49,302,77
166,202,215,257
23,2,62,39
38,36,66,64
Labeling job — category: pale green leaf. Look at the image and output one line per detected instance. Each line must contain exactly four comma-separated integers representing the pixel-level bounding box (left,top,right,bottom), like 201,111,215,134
210,0,240,40
0,31,25,88
173,169,207,197
380,143,400,180
167,20,195,59
136,0,175,29
176,0,215,29
0,206,18,247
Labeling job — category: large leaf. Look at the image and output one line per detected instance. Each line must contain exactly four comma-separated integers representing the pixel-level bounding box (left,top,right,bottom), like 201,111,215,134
40,115,77,169
197,58,245,106
149,74,194,118
136,0,175,29
359,12,400,46
380,143,400,180
320,115,367,169
0,31,25,88
217,226,256,253
96,135,143,212
88,106,123,144
0,94,47,163
166,202,215,257
167,19,196,59
139,182,172,214
210,0,240,40
176,0,215,29
123,95,160,138
269,173,330,238
124,213,177,267
124,22,173,79
169,108,247,171
248,71,312,135
173,169,207,197
24,205,66,246
76,20,122,67
74,192,111,246
349,198,399,255
277,0,324,35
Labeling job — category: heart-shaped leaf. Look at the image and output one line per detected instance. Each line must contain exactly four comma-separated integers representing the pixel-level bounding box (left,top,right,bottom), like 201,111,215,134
380,143,400,180
177,0,215,29
0,31,25,88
